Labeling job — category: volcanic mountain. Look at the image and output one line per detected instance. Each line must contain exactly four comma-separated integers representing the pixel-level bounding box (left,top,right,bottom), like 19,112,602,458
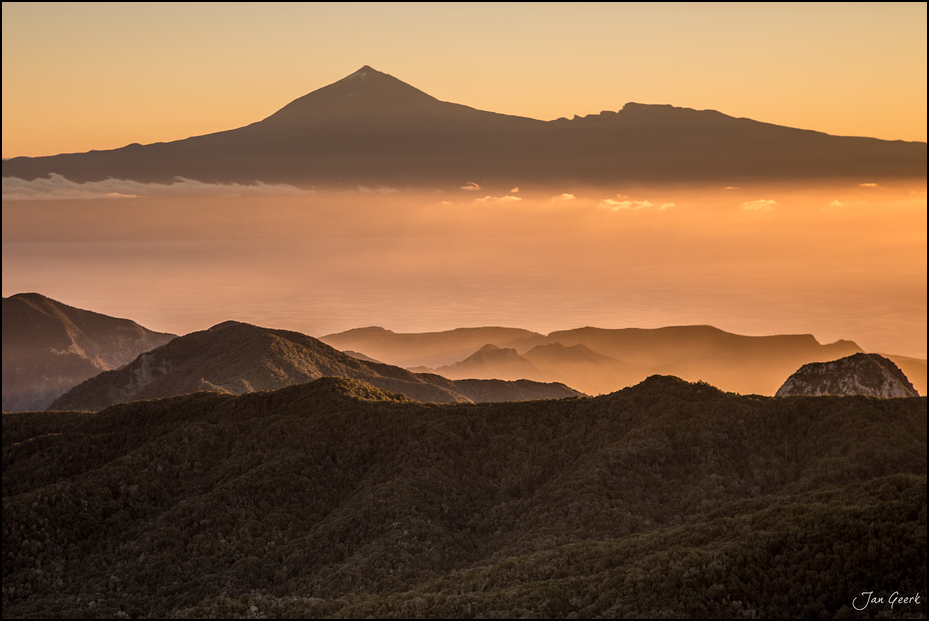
3,66,925,189
2,293,176,411
776,353,920,397
47,321,582,411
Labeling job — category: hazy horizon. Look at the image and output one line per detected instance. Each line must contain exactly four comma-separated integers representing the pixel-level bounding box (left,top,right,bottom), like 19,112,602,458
3,181,926,359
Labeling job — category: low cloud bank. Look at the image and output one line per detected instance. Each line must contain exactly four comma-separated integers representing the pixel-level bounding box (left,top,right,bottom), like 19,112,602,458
599,195,674,211
2,174,314,200
475,195,521,203
739,199,778,211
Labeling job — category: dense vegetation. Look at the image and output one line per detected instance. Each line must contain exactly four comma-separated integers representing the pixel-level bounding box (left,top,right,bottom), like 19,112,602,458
3,375,926,618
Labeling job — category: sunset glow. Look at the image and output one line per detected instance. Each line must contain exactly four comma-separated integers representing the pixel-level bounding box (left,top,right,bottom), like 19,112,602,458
2,3,926,158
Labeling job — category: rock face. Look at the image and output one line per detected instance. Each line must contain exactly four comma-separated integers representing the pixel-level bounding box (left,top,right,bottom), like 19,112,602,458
2,293,177,411
775,353,919,398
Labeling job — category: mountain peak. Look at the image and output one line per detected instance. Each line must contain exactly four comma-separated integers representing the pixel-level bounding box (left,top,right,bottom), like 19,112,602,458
259,65,442,127
340,65,383,80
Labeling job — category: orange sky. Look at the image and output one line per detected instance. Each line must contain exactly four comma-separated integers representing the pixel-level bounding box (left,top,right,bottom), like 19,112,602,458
3,2,927,158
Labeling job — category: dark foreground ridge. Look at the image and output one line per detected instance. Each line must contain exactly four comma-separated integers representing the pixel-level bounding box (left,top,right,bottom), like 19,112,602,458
4,376,926,617
4,65,925,189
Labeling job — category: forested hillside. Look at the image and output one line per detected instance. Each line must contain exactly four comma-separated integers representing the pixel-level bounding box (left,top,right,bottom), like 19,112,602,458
3,376,926,618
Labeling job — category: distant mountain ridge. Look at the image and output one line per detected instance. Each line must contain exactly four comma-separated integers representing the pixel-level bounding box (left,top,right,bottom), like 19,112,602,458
428,342,670,395
48,321,582,410
2,293,176,411
322,324,874,396
4,65,925,189
435,344,549,382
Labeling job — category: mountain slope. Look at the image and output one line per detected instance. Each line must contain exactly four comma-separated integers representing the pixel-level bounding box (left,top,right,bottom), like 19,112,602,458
1,293,176,411
47,321,581,410
4,376,925,617
4,66,924,188
881,354,927,396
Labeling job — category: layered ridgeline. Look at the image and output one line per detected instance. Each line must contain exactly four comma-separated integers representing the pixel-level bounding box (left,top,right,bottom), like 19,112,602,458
3,66,925,189
777,353,920,398
4,376,925,618
2,293,176,411
321,325,917,396
48,321,582,410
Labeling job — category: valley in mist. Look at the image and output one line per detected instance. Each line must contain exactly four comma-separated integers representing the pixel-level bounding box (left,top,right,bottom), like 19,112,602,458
2,178,926,359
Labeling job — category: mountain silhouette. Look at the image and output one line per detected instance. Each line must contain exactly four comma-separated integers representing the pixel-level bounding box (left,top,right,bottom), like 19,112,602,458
433,344,549,382
323,324,868,396
322,326,545,369
522,342,679,395
48,321,582,410
4,65,925,189
422,342,676,396
2,293,176,411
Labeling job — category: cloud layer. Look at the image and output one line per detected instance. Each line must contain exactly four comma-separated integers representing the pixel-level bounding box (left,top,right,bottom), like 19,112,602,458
739,199,778,211
2,174,314,200
598,195,674,211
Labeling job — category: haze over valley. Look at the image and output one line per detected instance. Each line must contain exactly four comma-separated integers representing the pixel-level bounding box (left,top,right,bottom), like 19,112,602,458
3,176,925,360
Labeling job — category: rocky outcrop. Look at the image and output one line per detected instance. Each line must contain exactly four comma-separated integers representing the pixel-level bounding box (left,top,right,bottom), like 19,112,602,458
775,353,919,398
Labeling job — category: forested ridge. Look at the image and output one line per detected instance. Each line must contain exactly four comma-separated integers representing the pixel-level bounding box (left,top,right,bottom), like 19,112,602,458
3,375,926,618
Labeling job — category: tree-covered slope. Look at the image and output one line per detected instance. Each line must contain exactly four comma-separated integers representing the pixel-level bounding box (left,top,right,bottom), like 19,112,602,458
3,376,925,618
